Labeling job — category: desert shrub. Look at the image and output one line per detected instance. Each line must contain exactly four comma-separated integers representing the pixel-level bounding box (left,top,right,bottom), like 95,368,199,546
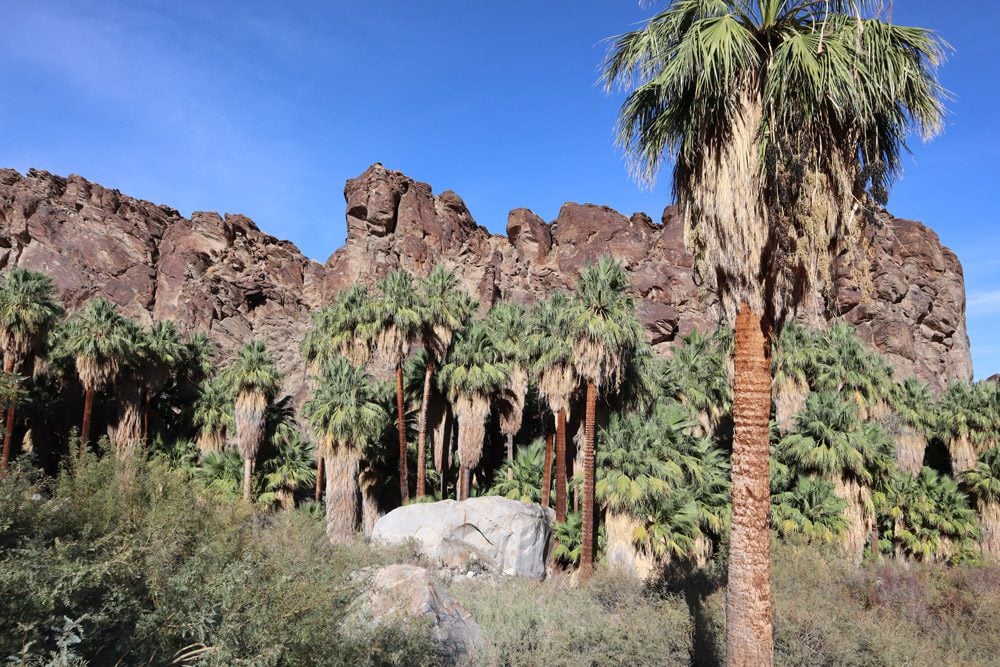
0,455,437,665
451,567,691,667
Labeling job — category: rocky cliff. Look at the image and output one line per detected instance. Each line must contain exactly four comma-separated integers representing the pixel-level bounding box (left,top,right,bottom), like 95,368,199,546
0,164,972,397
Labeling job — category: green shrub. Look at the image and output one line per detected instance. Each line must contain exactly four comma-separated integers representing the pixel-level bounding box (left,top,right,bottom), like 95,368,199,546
0,456,437,665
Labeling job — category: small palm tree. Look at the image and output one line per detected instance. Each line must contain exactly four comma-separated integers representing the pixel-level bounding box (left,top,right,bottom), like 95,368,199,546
772,322,822,433
961,448,1000,561
780,391,893,562
372,270,423,504
665,328,731,435
0,269,62,470
937,382,987,475
220,341,282,502
529,291,579,522
489,439,546,502
771,477,848,544
888,378,935,475
193,375,234,454
438,319,508,500
414,267,476,498
304,357,388,543
262,422,316,510
60,299,135,452
569,257,643,577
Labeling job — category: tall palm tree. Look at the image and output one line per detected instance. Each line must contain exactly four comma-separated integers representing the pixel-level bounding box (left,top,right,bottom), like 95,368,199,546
415,267,476,498
530,291,578,522
304,357,388,543
106,317,147,460
438,319,508,500
961,448,1000,561
487,302,531,476
262,420,316,511
603,2,945,660
193,375,234,454
890,378,935,475
60,299,135,453
569,257,643,577
372,270,423,504
0,269,62,471
302,284,376,501
220,340,281,502
937,382,986,475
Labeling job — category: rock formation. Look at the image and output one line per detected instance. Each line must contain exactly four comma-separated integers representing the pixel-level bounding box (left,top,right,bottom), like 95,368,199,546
0,163,973,400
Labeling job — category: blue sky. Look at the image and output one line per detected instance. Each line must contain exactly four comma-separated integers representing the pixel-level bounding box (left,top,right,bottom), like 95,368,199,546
1,1,998,378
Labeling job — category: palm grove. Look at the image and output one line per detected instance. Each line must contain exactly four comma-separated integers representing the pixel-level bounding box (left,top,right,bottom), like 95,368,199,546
0,1,991,664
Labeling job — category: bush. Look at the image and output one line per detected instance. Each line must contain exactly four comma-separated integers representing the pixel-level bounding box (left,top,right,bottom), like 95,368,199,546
0,456,437,665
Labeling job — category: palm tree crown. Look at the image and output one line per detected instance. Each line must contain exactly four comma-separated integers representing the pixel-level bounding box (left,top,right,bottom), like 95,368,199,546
60,299,134,391
0,269,63,364
603,0,946,319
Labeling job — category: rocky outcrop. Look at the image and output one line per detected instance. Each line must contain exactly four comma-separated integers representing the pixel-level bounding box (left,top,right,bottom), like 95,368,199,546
371,497,555,580
0,163,973,395
347,564,484,665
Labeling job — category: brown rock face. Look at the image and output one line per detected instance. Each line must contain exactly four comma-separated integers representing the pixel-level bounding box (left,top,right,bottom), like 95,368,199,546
0,163,973,401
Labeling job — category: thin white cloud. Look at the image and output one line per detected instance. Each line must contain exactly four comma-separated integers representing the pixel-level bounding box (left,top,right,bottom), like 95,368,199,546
968,290,1000,315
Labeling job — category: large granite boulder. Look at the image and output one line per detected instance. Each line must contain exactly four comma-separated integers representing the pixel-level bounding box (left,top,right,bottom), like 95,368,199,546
348,564,483,665
371,497,555,580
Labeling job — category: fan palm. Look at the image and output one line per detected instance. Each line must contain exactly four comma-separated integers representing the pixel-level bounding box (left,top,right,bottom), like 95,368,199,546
220,340,281,502
888,378,935,475
304,357,388,543
665,328,731,435
489,439,547,503
106,317,147,460
487,302,531,476
438,319,509,500
141,320,188,443
569,257,643,576
961,448,1000,561
772,322,822,433
937,382,986,475
414,267,475,498
60,299,135,452
771,476,848,544
0,269,62,471
603,2,945,660
529,291,578,522
372,270,423,504
262,422,316,510
193,376,234,454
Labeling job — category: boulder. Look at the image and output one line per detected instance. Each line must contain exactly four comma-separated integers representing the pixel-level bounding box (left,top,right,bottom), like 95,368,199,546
371,497,554,580
348,564,483,665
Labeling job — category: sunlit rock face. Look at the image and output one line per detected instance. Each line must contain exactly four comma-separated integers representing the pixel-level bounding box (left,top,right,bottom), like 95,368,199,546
0,163,972,400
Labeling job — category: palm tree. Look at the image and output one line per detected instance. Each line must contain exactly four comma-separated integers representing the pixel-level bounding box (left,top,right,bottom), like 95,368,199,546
780,391,893,562
438,319,508,500
889,378,935,475
60,299,135,453
414,267,476,498
262,421,316,510
937,382,986,475
0,269,62,471
603,2,945,659
141,320,188,443
665,328,731,436
489,439,547,502
220,340,281,502
193,375,234,454
815,323,895,420
771,477,848,544
772,322,822,434
569,257,643,577
304,357,388,543
487,302,531,476
372,270,423,504
530,291,579,522
106,317,147,460
961,448,1000,561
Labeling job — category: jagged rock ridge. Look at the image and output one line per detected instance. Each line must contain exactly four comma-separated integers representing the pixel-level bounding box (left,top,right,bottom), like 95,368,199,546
0,164,972,398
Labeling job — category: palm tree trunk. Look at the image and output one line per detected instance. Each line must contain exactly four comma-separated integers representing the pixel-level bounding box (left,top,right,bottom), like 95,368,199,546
1,355,16,472
459,465,471,501
979,500,1000,562
360,465,381,536
541,431,554,507
580,381,597,579
555,408,568,522
325,451,361,544
726,303,774,667
415,361,434,498
81,385,95,456
242,456,253,503
395,364,409,504
506,433,514,480
315,455,324,503
950,433,977,476
142,393,152,445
